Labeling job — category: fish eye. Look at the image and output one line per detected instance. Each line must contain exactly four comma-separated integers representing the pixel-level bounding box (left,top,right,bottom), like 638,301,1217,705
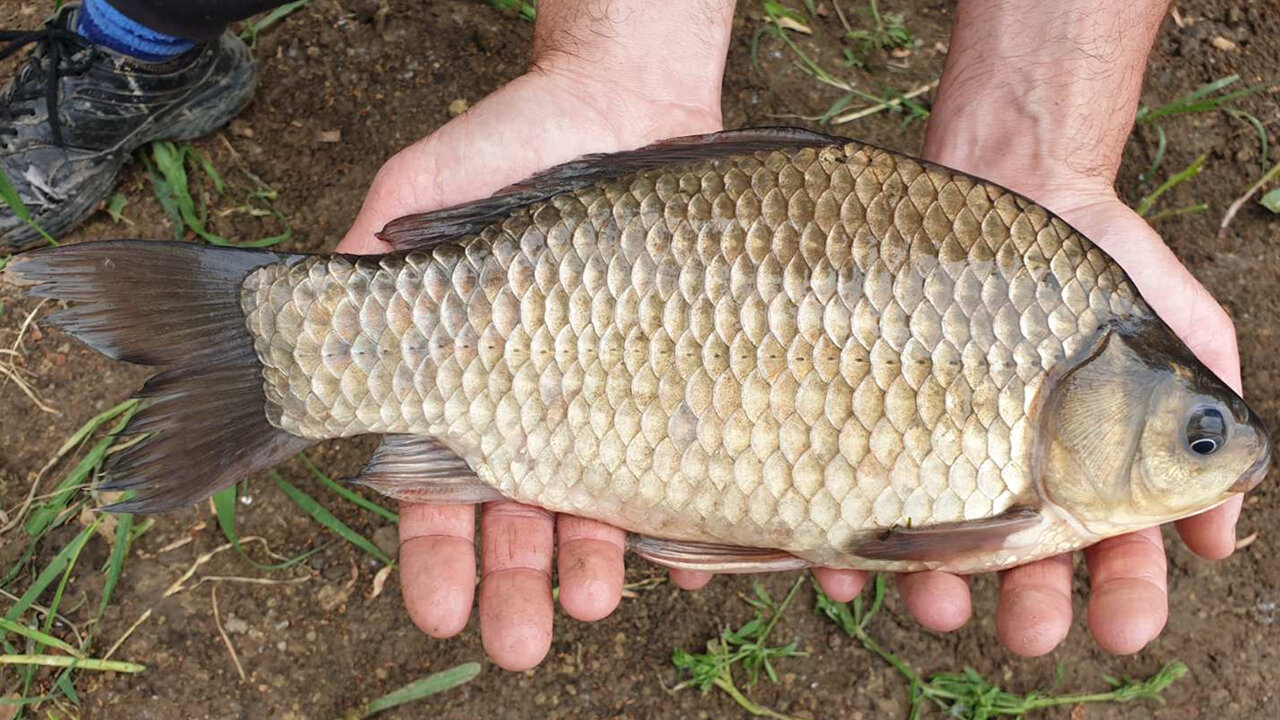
1186,406,1226,457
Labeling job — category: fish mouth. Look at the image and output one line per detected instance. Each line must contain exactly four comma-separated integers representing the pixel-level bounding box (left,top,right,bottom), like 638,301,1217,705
1232,439,1271,493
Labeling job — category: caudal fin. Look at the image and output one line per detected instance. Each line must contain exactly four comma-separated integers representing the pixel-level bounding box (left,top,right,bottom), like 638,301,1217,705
5,240,312,513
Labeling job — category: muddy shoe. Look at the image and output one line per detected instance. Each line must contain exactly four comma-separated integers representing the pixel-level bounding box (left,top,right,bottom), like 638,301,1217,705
0,5,256,251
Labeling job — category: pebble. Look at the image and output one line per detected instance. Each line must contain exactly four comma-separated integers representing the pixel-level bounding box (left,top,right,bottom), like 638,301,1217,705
449,98,469,116
373,525,399,560
1211,36,1238,51
225,616,249,634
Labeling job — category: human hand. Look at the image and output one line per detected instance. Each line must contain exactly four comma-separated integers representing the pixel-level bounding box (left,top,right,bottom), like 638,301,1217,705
895,0,1249,657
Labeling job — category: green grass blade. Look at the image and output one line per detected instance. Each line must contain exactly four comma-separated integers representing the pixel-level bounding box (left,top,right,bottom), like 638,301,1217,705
213,485,321,570
1138,74,1271,124
26,402,140,538
96,512,133,621
0,655,144,673
239,0,315,43
300,455,398,524
1135,154,1207,217
226,227,291,248
141,150,184,241
188,146,226,194
52,399,138,460
0,166,57,246
5,522,98,623
1228,109,1270,170
0,619,80,657
0,696,58,708
1138,124,1168,185
1146,203,1209,222
39,516,99,648
361,662,482,716
271,473,393,566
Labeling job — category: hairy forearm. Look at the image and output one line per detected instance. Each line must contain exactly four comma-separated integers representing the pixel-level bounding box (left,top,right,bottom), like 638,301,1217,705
531,0,735,117
923,0,1171,195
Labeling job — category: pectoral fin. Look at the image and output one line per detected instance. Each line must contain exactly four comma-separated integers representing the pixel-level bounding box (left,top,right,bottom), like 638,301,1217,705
351,435,505,504
628,536,810,573
851,507,1042,562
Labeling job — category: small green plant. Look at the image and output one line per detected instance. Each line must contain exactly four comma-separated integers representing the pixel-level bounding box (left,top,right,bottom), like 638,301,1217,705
271,471,395,567
142,140,291,247
815,576,1188,720
838,0,913,68
336,662,482,720
239,0,314,46
105,192,129,224
0,167,56,247
1134,74,1271,183
487,0,536,21
753,2,929,128
672,577,808,720
1134,154,1208,221
0,399,150,718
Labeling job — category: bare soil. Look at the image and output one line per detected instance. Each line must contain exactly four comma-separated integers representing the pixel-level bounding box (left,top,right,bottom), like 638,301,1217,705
0,1,1277,718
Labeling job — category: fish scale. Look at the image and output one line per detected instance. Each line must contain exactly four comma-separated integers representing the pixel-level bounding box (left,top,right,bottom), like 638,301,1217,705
240,141,1143,570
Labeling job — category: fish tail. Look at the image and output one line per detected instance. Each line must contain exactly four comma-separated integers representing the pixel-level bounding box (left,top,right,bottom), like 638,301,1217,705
5,240,313,513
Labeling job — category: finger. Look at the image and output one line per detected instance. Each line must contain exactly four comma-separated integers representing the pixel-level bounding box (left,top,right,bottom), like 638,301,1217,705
812,567,867,603
478,501,556,671
896,571,971,632
1085,528,1168,655
996,554,1074,657
668,568,714,591
556,515,625,622
397,502,476,638
1176,495,1244,561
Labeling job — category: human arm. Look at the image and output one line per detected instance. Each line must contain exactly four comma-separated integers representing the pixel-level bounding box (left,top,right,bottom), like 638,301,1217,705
917,0,1244,656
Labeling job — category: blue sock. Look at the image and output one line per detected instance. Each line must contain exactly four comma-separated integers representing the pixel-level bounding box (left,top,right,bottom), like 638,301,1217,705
76,0,195,61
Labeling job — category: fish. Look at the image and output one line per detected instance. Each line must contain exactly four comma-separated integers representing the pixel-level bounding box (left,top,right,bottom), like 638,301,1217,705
5,128,1270,574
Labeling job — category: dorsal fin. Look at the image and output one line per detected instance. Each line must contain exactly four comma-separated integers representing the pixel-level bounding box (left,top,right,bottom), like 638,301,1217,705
375,127,844,252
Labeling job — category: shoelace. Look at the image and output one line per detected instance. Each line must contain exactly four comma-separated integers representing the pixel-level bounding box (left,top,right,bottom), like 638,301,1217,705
0,26,95,146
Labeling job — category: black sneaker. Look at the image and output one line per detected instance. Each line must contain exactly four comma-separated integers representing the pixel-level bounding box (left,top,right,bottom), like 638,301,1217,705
0,5,256,251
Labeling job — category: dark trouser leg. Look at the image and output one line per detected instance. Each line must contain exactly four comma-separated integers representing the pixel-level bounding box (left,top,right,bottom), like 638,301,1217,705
101,0,293,41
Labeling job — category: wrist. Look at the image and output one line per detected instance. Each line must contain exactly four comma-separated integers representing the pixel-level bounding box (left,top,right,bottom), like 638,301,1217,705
922,112,1121,213
528,56,723,144
921,0,1170,209
529,0,733,141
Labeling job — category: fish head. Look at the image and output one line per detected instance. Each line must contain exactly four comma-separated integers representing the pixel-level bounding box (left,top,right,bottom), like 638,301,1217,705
1040,320,1270,536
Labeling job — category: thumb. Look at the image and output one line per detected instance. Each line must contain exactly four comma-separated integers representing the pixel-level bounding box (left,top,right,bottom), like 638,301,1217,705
336,141,444,255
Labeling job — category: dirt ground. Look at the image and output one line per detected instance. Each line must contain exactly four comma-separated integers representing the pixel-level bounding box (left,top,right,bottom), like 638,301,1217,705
1,1,1278,718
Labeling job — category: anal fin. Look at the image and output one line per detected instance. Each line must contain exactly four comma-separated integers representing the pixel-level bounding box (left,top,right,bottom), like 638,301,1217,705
352,435,505,504
628,536,810,573
851,507,1042,562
